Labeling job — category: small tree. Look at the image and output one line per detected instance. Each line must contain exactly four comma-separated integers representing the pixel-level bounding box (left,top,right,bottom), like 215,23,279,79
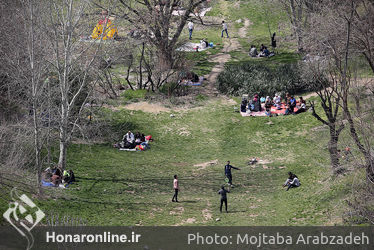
305,62,345,174
114,0,208,89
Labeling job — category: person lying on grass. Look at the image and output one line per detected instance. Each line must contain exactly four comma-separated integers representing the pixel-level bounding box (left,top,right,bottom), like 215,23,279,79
283,172,301,191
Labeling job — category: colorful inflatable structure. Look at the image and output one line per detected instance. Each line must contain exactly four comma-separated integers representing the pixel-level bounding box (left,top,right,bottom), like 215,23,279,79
91,16,118,40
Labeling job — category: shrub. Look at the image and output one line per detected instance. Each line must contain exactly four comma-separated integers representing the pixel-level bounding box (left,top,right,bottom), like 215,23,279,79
217,62,314,97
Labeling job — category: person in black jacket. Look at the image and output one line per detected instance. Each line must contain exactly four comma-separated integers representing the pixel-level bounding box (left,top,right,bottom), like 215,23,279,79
218,185,230,213
225,161,240,186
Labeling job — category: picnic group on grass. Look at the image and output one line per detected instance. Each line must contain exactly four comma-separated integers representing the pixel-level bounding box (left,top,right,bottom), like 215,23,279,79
240,93,307,116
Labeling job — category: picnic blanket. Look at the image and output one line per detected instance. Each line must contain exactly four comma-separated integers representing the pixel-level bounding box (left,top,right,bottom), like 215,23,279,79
41,180,69,188
119,148,137,151
181,76,204,86
172,7,212,17
176,42,211,52
240,103,299,117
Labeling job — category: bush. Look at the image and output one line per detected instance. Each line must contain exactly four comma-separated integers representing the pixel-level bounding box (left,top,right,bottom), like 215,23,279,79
217,62,315,97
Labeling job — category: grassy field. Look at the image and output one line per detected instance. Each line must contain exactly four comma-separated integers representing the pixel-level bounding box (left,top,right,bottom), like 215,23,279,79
20,97,356,226
0,0,363,227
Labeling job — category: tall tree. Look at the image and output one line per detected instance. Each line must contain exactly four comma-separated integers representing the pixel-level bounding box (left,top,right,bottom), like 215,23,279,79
43,0,102,170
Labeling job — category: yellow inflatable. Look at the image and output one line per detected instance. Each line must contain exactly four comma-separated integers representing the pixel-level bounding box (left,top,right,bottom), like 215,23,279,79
91,18,118,40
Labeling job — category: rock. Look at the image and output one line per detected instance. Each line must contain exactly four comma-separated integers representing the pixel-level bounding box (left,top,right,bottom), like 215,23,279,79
236,19,242,23
216,218,220,221
170,114,175,118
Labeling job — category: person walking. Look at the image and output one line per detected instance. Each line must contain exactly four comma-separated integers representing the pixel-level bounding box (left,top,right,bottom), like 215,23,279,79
172,175,179,202
221,20,229,38
188,21,194,40
218,185,230,213
224,161,240,187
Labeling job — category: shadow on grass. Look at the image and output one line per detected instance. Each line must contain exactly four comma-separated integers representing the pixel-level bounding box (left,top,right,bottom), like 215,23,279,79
77,174,225,194
227,210,247,213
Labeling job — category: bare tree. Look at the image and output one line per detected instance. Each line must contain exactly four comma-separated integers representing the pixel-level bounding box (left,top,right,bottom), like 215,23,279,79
43,0,103,170
307,63,345,174
279,0,305,52
22,0,49,193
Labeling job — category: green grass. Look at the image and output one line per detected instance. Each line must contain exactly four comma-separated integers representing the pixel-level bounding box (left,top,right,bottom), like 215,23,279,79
0,0,367,228
15,99,358,226
121,89,148,103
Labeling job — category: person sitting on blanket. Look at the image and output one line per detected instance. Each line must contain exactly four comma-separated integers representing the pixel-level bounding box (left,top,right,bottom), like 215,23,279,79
250,94,262,112
284,102,293,115
122,131,135,148
249,45,258,57
295,97,306,114
51,173,62,186
289,95,297,113
62,170,75,185
273,94,282,110
135,131,143,145
265,96,273,116
241,99,248,112
260,44,265,52
259,46,270,57
283,172,300,191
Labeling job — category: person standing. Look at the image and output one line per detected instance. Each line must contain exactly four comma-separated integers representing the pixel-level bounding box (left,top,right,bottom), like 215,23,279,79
218,185,230,213
172,175,179,202
188,21,194,40
221,21,229,38
224,161,240,186
271,32,277,51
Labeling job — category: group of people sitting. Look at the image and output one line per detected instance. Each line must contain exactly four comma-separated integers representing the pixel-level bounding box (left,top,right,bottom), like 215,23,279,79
283,172,301,191
42,166,75,188
249,44,275,58
114,130,152,150
283,93,307,115
240,93,307,116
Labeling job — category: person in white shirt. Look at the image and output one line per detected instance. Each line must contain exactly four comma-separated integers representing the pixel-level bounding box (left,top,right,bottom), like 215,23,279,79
295,97,307,114
273,94,282,110
249,45,258,57
188,21,194,40
221,20,229,38
123,131,135,143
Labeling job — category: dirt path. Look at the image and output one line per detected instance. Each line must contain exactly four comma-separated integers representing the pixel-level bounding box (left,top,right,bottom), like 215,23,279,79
202,37,242,96
201,15,251,97
238,18,252,38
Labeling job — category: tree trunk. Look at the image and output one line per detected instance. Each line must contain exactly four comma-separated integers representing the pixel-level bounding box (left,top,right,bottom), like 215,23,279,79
328,129,343,174
58,140,67,170
58,99,68,170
